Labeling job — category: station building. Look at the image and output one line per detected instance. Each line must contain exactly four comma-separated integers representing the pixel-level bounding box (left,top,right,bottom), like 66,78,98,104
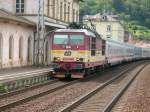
0,9,35,69
0,0,80,69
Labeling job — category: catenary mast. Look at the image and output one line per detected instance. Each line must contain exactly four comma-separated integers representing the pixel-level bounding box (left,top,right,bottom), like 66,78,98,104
36,0,45,66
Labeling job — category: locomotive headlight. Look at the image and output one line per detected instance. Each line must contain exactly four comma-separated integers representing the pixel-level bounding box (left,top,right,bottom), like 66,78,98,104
79,58,84,62
54,57,61,62
76,58,84,62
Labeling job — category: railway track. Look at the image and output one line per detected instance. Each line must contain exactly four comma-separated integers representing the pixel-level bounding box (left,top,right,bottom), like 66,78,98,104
0,79,79,111
60,62,148,112
0,79,58,98
0,67,103,111
0,61,145,112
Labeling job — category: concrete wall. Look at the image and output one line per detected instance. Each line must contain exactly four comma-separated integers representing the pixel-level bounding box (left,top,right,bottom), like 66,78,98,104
0,21,35,69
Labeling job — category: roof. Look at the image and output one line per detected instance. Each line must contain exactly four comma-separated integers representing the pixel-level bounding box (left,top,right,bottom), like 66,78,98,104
0,9,35,26
55,29,97,37
83,13,120,22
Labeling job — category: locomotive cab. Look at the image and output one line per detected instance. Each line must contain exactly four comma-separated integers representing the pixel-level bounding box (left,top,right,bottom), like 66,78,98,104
50,29,105,78
51,29,87,78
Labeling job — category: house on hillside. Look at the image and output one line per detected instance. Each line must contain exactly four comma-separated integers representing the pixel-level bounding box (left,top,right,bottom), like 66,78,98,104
83,13,125,42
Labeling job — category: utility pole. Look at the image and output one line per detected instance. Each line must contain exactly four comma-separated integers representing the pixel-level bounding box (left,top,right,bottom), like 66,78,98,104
37,0,45,66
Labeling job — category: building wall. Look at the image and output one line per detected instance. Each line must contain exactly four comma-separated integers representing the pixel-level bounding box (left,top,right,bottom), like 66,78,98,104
0,0,80,23
46,0,79,23
0,0,15,13
0,21,35,69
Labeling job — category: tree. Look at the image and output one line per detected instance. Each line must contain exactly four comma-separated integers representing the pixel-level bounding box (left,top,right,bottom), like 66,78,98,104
80,0,150,41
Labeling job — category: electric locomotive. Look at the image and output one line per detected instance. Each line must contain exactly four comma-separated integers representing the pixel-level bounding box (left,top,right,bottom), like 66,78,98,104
50,29,106,78
50,28,150,79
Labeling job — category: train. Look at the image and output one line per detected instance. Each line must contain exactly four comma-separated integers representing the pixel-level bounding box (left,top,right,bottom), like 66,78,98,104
49,29,150,78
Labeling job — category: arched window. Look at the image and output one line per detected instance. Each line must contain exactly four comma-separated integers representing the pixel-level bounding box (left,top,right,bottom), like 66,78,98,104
27,37,32,62
0,33,3,62
19,37,23,59
9,36,14,60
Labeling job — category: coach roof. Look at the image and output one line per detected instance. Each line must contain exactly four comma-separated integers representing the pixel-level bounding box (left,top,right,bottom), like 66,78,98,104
55,29,97,37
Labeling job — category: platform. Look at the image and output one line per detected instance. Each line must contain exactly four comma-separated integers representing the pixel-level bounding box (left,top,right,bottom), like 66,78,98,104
0,66,54,93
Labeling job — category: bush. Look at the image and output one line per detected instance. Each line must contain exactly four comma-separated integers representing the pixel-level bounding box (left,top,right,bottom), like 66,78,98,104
0,84,8,93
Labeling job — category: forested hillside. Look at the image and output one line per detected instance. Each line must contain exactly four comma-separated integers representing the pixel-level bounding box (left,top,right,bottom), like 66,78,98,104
80,0,150,41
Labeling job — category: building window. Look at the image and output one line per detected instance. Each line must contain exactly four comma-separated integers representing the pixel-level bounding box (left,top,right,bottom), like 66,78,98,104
60,2,63,20
52,0,55,18
9,36,14,60
107,25,111,32
0,33,2,62
56,0,59,19
76,10,78,22
64,3,66,21
27,37,32,63
16,0,24,13
47,0,50,16
72,9,75,22
106,35,111,38
68,3,70,22
19,37,23,60
91,38,96,56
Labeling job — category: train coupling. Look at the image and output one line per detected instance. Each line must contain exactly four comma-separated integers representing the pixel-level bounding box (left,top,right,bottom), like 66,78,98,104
65,72,71,78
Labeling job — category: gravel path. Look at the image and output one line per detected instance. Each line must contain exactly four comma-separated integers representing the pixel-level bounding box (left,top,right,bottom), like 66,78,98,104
3,64,130,112
112,64,150,112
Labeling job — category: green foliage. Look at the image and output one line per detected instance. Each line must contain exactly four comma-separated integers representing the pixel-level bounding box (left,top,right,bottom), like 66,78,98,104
80,0,150,41
0,84,8,93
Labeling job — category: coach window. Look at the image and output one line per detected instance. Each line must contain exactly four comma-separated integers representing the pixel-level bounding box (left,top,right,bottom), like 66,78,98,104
9,36,14,60
19,37,23,60
0,34,2,63
91,37,96,56
16,0,24,13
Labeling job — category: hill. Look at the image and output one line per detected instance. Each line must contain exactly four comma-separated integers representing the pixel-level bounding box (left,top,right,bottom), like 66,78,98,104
80,0,150,41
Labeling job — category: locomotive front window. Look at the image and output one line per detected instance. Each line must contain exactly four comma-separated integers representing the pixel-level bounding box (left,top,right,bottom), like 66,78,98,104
70,35,84,45
54,35,68,44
